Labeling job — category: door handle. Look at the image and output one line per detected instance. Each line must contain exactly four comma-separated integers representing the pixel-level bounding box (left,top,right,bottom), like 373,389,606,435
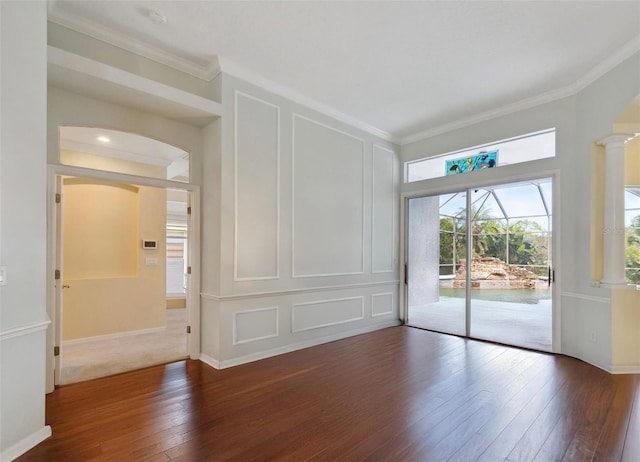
62,284,70,289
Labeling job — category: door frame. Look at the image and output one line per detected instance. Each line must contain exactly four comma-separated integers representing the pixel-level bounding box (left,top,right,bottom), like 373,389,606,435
399,169,561,353
46,164,202,391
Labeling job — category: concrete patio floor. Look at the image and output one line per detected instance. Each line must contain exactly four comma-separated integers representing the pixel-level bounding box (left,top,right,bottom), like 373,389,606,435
408,296,552,351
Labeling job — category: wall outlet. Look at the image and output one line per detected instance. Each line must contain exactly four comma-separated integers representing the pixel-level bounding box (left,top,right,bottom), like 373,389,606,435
590,332,597,343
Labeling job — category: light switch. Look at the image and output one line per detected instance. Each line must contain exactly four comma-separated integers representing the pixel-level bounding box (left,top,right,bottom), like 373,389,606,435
0,266,6,286
145,257,158,266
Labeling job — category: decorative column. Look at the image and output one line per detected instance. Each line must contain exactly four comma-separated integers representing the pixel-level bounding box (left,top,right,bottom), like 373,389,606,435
598,134,634,287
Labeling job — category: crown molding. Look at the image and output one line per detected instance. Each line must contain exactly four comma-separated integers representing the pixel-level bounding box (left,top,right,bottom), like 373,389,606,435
572,35,640,94
219,57,398,144
47,3,220,81
400,85,575,146
46,2,640,147
400,34,640,146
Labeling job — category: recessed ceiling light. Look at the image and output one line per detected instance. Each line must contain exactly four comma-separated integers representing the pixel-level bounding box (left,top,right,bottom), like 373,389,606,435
149,10,167,25
97,136,110,143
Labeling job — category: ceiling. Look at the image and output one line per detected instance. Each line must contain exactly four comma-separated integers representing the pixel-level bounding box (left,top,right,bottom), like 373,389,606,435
48,1,640,144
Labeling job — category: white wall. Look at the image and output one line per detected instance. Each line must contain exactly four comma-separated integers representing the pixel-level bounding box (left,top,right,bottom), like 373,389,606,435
200,74,401,368
400,50,640,372
0,2,51,460
47,87,203,176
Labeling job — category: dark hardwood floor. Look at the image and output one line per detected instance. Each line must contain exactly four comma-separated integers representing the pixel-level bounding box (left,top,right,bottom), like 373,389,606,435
17,326,640,461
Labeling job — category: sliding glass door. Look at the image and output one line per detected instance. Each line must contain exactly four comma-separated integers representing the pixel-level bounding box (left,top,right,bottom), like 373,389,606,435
406,178,553,351
407,191,467,336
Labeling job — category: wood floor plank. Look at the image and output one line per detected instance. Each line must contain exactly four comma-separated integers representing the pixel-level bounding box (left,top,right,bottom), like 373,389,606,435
15,326,640,462
621,379,640,462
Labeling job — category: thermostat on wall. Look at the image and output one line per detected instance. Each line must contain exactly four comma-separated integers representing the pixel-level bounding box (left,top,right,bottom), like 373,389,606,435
142,239,158,249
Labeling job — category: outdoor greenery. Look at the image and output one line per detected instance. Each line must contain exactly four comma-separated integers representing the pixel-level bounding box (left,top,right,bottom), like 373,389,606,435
439,209,550,277
626,215,640,284
440,204,640,284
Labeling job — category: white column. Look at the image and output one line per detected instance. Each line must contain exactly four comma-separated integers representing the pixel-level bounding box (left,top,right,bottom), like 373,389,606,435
598,134,633,287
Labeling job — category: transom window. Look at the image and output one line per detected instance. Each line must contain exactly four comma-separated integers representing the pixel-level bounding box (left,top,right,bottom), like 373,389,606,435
405,128,555,183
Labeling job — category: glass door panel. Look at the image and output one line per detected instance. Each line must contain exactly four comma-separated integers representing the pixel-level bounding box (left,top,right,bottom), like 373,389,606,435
469,179,553,351
406,178,553,352
407,193,467,336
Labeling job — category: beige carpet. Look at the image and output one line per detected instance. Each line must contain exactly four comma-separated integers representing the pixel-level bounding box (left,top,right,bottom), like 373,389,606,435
60,308,188,385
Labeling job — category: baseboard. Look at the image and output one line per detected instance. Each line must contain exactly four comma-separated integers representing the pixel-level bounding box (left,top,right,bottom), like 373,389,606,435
217,319,401,369
199,353,221,369
1,425,51,462
610,365,640,374
63,326,165,346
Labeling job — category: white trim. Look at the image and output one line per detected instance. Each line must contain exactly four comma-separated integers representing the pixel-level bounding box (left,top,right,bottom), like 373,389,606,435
560,292,610,305
49,163,198,191
400,170,561,349
232,306,280,345
402,168,560,200
0,426,52,462
47,7,219,81
0,320,50,342
291,113,366,278
610,365,640,374
566,355,613,374
401,88,573,146
371,292,395,318
599,282,637,290
400,36,640,146
48,47,223,122
217,319,400,369
45,7,640,145
46,164,201,388
186,188,202,361
551,172,562,354
403,128,555,174
233,91,281,282
561,353,640,376
61,326,165,346
220,58,396,143
291,296,365,333
47,9,394,142
572,35,640,94
198,353,221,370
200,280,400,301
371,144,396,273
60,139,175,167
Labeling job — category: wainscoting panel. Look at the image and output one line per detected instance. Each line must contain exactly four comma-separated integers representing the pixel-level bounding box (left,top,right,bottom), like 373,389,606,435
212,282,400,368
292,114,364,277
561,292,612,372
234,91,280,280
233,306,279,345
372,145,395,273
0,322,51,461
292,296,364,333
371,292,394,317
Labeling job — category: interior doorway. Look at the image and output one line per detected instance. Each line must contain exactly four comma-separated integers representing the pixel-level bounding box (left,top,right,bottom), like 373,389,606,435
406,177,554,351
56,178,191,384
51,127,198,385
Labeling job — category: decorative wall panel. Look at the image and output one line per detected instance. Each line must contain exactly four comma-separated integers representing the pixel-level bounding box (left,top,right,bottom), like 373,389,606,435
372,145,395,273
235,91,280,280
233,306,279,345
292,296,364,332
371,292,394,317
292,114,364,277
